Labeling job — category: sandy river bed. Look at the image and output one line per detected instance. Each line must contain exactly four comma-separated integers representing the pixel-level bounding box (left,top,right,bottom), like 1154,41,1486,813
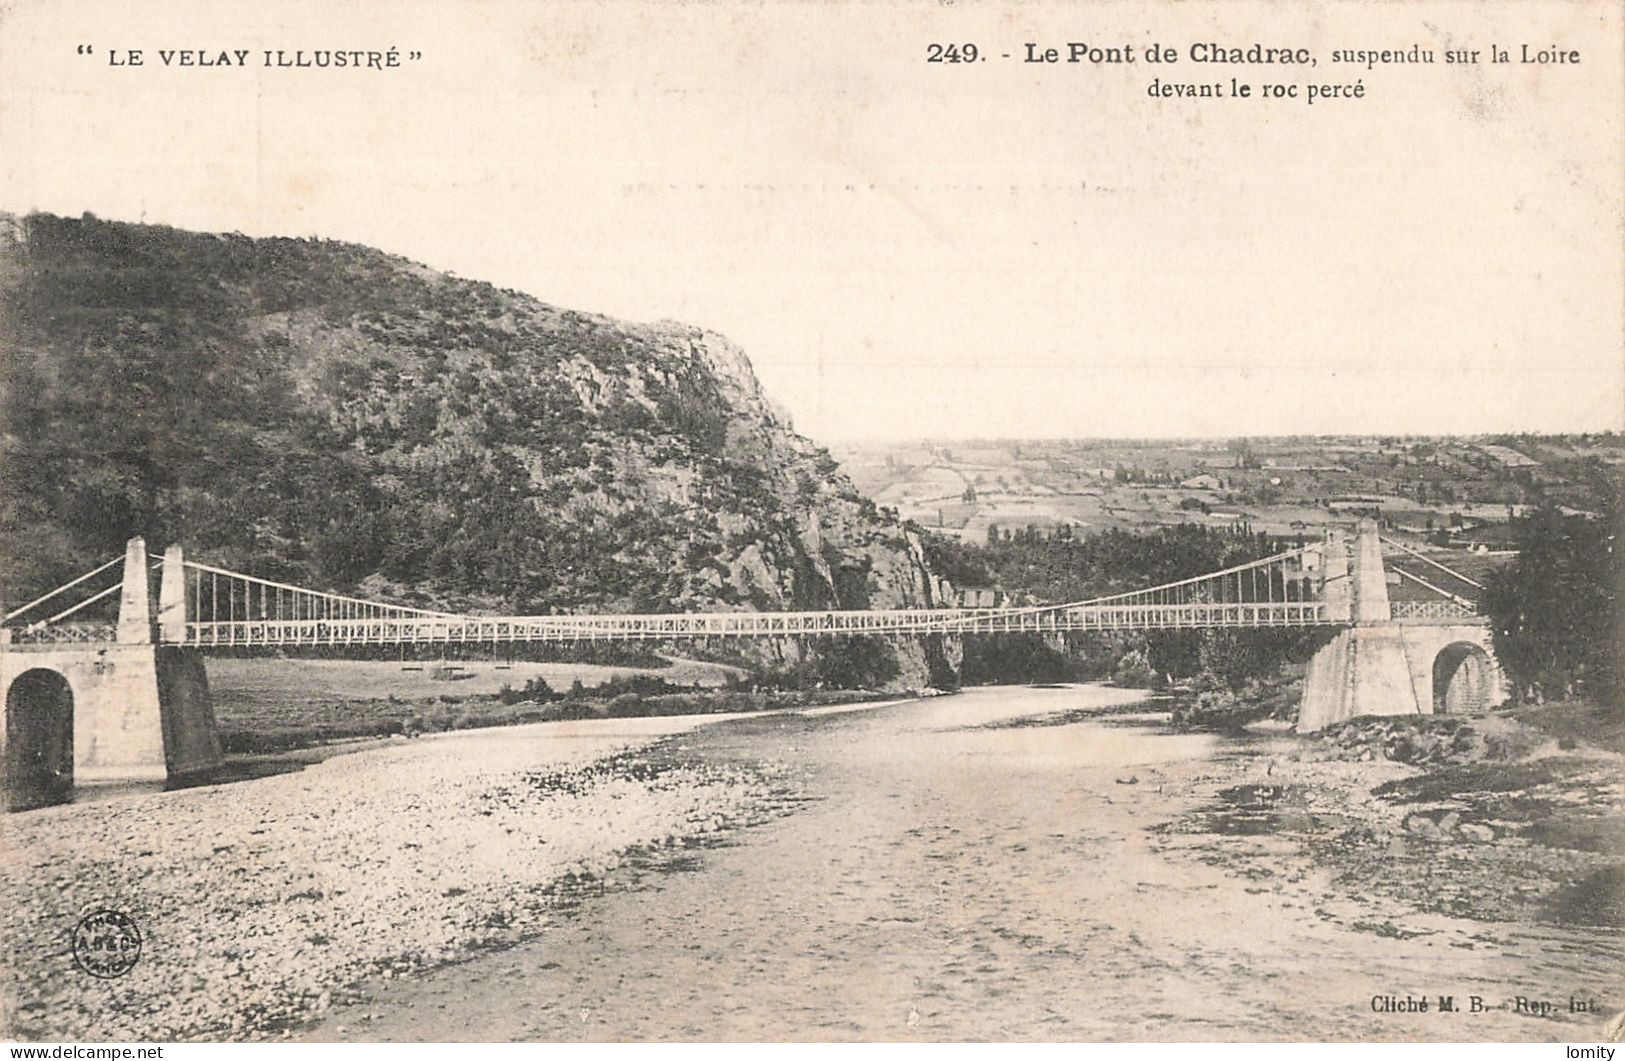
304,685,1619,1042
4,685,1619,1041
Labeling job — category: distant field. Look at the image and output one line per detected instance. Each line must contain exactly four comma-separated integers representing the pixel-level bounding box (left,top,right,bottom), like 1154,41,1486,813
838,435,1623,546
206,656,757,754
209,656,743,705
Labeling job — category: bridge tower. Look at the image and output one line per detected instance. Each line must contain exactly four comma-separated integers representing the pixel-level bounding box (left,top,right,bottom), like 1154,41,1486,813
1297,519,1506,732
1,539,221,794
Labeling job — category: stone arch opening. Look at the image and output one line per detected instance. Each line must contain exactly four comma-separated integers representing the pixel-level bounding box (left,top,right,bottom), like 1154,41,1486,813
5,668,75,808
1432,641,1494,715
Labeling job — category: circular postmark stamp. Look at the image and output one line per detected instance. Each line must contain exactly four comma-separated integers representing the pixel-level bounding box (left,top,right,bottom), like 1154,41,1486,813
71,908,142,979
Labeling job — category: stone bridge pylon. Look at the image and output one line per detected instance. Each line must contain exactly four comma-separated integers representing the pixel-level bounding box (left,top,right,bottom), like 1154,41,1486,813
1296,519,1506,732
1,538,221,798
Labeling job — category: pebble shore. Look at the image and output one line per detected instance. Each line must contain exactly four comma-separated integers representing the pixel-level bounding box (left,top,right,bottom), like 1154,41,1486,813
1,716,773,1041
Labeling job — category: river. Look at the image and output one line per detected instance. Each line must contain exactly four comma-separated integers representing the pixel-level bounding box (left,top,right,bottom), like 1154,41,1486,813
295,684,1616,1042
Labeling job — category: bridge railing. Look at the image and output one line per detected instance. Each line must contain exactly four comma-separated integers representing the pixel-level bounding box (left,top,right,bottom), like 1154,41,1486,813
179,599,1337,648
4,621,120,645
1391,599,1480,622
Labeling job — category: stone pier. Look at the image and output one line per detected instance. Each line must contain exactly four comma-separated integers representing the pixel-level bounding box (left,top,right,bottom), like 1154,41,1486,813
2,538,221,792
1297,520,1505,732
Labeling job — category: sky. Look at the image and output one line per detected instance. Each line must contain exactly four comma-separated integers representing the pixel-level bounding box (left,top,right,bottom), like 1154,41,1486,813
2,0,1621,443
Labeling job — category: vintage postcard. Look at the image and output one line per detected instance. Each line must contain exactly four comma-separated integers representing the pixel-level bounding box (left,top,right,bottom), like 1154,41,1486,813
0,0,1621,1046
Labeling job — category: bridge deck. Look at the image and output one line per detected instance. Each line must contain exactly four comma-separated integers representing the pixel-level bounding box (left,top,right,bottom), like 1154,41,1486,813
167,601,1343,648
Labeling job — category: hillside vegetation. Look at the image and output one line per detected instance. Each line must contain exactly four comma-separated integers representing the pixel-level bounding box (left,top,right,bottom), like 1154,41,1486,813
0,212,954,686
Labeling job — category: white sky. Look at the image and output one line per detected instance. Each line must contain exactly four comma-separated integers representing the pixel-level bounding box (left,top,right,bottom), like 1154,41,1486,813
2,0,1621,442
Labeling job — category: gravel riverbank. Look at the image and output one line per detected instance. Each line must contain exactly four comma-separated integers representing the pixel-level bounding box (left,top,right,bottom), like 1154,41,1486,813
284,685,1622,1042
0,714,801,1041
6,690,1619,1042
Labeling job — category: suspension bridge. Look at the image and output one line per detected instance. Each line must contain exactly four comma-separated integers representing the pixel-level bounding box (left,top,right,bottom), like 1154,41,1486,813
2,520,1502,791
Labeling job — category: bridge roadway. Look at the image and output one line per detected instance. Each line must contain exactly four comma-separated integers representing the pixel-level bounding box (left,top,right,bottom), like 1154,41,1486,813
13,597,1483,648
166,600,1344,648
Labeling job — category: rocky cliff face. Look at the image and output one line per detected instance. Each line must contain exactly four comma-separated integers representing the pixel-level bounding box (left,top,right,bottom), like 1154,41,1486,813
0,212,956,687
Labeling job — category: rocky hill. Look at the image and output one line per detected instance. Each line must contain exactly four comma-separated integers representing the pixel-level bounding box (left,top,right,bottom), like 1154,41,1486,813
0,212,956,687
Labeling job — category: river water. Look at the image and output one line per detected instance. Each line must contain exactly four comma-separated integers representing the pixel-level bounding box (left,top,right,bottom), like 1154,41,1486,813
296,684,1618,1042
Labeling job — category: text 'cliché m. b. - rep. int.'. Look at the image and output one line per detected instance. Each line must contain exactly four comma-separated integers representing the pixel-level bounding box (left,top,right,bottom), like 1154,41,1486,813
1373,993,1610,1023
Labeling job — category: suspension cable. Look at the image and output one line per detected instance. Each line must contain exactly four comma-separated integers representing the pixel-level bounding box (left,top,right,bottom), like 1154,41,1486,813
1378,536,1485,589
3,555,122,622
1036,539,1333,614
1392,566,1474,607
26,581,122,629
182,560,459,618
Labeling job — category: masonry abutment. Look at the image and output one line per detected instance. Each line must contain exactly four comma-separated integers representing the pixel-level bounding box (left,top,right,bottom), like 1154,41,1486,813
0,538,221,787
1297,520,1506,733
